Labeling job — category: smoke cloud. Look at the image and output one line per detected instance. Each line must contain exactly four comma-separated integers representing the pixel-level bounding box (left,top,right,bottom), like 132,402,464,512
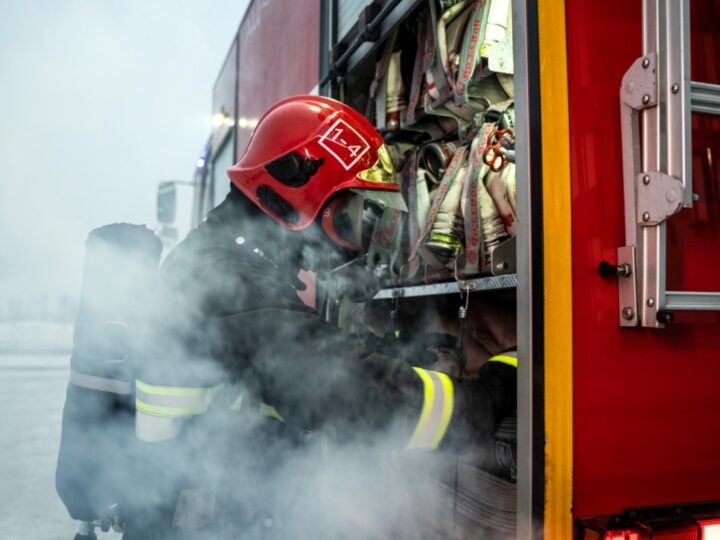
56,205,517,539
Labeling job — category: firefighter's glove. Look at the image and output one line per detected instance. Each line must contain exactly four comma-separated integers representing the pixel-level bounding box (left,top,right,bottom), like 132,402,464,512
427,347,462,378
456,360,517,452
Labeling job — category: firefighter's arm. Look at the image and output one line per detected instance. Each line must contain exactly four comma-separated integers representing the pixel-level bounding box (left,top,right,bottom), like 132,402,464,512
212,308,516,451
388,351,517,452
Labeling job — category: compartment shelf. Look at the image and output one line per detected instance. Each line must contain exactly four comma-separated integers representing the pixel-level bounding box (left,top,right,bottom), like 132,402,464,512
372,273,518,300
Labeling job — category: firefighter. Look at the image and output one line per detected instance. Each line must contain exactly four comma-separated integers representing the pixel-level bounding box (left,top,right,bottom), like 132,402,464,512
125,95,516,539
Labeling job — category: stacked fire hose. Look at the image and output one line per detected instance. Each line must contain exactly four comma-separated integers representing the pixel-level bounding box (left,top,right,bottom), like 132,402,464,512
363,0,516,287
350,2,519,537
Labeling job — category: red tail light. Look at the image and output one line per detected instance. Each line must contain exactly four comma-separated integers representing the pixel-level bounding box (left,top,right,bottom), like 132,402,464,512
700,519,720,539
588,525,717,540
580,504,720,540
584,524,716,539
604,531,640,540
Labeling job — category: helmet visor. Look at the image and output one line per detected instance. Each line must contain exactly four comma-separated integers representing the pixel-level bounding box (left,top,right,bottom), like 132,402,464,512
352,144,406,212
356,144,397,186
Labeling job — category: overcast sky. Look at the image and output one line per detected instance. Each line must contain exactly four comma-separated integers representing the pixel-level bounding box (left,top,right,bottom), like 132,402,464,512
0,0,249,297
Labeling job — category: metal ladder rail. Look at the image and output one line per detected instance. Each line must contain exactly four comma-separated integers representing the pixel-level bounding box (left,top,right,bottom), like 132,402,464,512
618,0,720,327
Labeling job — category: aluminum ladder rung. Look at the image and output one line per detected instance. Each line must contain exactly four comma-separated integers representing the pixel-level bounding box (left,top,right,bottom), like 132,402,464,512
690,81,720,116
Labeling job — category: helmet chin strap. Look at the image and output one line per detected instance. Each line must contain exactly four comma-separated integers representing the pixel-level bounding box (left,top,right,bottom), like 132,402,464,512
298,229,356,274
320,192,364,252
319,254,381,303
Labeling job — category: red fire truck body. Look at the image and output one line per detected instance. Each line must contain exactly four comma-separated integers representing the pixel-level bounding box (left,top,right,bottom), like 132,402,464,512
174,0,720,537
568,0,720,520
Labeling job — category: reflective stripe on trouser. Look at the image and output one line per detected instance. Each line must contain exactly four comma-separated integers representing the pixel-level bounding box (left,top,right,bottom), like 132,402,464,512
406,367,454,451
135,379,221,442
488,350,518,368
69,370,132,395
229,395,285,422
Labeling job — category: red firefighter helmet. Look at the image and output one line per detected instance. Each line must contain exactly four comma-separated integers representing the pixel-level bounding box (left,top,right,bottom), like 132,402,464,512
227,95,400,248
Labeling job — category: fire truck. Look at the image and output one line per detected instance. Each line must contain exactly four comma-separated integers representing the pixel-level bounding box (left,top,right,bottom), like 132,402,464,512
156,0,720,537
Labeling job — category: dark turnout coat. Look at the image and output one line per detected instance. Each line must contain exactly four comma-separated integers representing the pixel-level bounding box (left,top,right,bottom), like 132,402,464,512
125,189,516,539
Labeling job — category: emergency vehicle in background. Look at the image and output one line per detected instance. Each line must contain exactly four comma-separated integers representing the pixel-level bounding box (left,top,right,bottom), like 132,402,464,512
156,0,720,537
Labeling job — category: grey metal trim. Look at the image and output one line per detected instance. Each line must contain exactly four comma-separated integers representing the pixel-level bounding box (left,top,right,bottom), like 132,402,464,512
513,0,537,536
639,0,666,328
663,0,692,207
345,0,425,74
319,0,331,91
665,291,720,311
690,81,720,116
337,0,371,44
372,274,518,300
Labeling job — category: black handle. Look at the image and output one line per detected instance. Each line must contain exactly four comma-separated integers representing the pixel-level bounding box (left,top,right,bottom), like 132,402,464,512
598,261,632,279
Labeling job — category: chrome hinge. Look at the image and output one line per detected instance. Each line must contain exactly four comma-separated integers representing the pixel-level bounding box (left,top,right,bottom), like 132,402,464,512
636,171,683,226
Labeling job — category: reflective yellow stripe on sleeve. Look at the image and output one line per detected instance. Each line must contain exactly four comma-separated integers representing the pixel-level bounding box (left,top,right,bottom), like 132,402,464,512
488,350,518,368
135,379,221,417
135,379,222,442
135,379,217,397
259,403,285,422
406,368,454,451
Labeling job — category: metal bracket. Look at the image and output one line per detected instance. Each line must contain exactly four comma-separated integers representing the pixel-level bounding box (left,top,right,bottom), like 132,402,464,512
636,171,684,226
490,236,517,275
617,246,639,327
621,53,658,111
487,35,514,75
620,53,658,249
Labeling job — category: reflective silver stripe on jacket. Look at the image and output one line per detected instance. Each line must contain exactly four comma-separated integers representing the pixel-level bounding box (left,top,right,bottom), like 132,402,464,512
69,370,131,395
135,379,222,442
406,367,454,451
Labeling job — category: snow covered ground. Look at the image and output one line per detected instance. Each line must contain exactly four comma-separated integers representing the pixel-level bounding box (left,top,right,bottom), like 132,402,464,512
0,354,120,539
